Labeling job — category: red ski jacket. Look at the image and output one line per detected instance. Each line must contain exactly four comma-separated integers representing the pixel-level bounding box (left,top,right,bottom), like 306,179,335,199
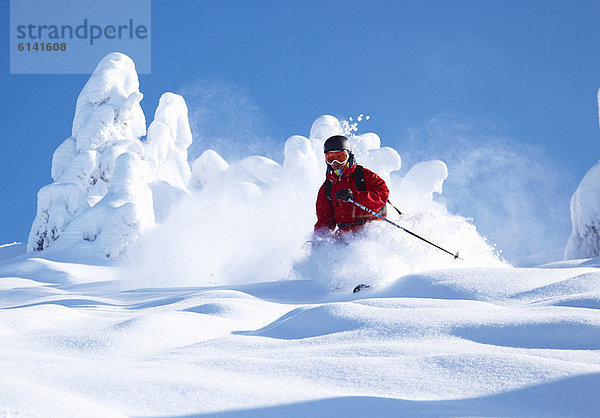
314,164,389,234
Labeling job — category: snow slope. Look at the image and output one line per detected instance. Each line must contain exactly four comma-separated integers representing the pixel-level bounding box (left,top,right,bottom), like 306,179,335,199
0,251,599,417
4,52,600,416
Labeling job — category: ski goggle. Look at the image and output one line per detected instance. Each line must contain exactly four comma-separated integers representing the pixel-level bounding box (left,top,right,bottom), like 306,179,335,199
325,150,349,165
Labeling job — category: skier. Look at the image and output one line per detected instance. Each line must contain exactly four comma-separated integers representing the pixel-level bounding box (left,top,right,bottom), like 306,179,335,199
314,135,389,237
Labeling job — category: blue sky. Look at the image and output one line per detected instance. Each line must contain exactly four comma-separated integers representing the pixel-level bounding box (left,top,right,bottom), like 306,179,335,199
2,0,600,262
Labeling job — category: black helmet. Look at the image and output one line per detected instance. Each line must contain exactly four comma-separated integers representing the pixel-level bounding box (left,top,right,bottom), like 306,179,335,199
323,135,351,153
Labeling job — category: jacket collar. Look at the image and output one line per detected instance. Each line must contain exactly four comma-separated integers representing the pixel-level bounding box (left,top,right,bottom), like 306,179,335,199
326,163,357,182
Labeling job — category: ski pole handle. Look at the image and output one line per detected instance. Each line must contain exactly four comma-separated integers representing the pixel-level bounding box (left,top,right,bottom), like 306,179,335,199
387,199,403,216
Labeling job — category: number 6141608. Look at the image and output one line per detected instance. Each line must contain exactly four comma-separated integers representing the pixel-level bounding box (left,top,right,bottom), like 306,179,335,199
18,42,67,52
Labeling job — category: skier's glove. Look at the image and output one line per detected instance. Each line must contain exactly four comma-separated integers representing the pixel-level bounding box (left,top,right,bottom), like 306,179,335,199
336,189,353,202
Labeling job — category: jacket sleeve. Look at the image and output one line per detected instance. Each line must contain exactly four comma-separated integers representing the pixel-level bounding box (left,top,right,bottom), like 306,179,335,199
314,183,336,233
354,168,389,213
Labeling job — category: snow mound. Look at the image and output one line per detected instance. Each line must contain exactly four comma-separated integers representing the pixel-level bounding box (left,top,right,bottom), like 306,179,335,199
190,149,230,188
238,303,382,340
1,258,600,416
0,304,87,336
455,317,600,350
374,266,598,302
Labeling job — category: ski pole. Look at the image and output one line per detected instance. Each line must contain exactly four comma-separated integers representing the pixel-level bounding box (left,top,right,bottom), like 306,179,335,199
347,198,463,260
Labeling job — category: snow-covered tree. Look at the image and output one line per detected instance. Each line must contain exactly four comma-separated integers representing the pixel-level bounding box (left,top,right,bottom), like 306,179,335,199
565,161,600,259
28,52,147,252
28,52,193,259
56,152,155,259
563,88,600,260
143,92,193,222
145,92,193,189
